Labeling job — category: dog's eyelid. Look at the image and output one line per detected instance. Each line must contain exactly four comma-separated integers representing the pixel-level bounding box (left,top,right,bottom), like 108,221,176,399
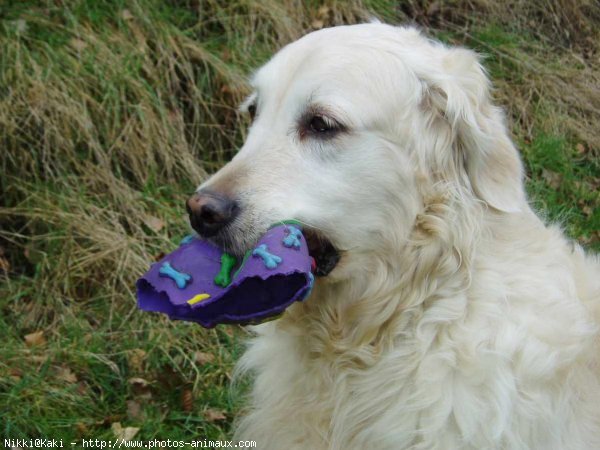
297,112,347,141
308,111,345,130
304,103,349,129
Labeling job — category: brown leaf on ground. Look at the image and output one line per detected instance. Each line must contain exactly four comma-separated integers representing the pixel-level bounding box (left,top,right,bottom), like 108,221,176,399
181,388,193,412
76,422,88,436
56,366,78,383
70,38,87,52
127,349,147,373
311,19,324,29
144,216,165,232
0,256,9,272
31,354,49,364
128,377,150,387
204,408,227,422
193,351,215,365
9,368,22,382
77,382,88,395
317,5,331,18
24,331,46,347
121,9,134,20
541,169,563,189
126,400,144,421
111,422,139,441
14,19,27,33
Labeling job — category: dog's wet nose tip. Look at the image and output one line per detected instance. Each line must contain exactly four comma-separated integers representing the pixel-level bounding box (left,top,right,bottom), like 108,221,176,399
187,190,238,237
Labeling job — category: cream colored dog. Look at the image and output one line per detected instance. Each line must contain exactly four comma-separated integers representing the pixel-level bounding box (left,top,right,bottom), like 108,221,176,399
192,24,600,450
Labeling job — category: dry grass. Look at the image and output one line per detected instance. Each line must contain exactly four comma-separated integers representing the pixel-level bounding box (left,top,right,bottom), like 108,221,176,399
0,0,598,441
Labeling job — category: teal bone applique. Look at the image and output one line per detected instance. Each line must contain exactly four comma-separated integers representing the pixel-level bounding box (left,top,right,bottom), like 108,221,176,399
282,225,302,249
158,262,191,289
252,244,282,269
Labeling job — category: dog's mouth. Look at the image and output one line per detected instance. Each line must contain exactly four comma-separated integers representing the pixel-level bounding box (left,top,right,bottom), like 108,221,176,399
303,228,340,277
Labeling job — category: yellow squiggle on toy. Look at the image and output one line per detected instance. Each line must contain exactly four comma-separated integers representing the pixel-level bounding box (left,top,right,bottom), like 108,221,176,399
187,293,211,305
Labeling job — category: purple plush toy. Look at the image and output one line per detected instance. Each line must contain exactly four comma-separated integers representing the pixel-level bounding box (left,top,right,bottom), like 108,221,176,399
136,222,315,327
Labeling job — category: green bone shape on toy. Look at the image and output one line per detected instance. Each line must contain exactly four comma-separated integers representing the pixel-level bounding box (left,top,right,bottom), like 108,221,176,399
214,253,237,287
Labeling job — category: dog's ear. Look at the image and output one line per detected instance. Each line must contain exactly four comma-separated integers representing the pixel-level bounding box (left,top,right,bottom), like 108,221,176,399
424,47,525,213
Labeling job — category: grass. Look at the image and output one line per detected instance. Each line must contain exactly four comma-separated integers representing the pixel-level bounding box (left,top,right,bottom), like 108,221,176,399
0,0,598,442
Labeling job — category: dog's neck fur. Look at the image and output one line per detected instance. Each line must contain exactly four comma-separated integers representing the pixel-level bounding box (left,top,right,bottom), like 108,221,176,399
279,190,479,359
235,193,489,447
235,200,600,449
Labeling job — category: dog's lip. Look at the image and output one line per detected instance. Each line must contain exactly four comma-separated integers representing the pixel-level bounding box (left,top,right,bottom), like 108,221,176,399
303,228,340,277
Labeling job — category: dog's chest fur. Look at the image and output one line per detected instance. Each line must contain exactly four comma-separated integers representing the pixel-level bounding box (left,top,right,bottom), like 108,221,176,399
234,224,600,450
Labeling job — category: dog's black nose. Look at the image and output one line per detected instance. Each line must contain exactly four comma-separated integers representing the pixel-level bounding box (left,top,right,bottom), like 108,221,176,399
186,190,238,237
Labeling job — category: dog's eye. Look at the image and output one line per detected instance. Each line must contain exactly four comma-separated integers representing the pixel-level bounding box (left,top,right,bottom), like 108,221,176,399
309,116,330,133
248,103,257,120
299,109,344,141
308,115,342,134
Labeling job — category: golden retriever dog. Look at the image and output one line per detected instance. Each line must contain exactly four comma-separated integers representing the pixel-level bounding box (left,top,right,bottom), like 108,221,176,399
186,23,600,449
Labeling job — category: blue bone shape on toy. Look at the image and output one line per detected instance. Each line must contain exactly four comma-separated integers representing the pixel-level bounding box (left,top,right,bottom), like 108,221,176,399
158,262,191,289
303,272,315,300
282,226,302,249
180,234,195,245
252,244,282,269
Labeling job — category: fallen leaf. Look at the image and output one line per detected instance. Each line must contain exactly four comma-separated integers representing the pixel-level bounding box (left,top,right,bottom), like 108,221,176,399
70,38,87,52
575,143,587,155
427,1,441,17
77,382,88,395
97,414,124,426
121,9,134,20
14,19,27,33
111,422,139,441
56,366,78,383
126,400,144,421
31,355,49,364
582,205,592,217
24,331,46,347
0,256,9,272
128,377,150,387
144,216,165,232
311,19,324,29
181,388,193,412
127,349,147,373
128,377,153,398
204,408,226,422
193,351,215,365
317,5,331,18
9,368,22,382
76,422,88,436
541,169,562,189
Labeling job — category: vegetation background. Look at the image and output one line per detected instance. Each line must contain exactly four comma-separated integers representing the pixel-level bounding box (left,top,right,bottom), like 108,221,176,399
1,0,598,442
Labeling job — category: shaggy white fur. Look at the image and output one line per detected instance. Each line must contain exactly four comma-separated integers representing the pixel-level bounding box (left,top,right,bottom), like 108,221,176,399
198,24,600,450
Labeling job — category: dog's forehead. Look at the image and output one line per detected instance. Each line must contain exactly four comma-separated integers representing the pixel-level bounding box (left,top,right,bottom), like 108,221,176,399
250,24,427,111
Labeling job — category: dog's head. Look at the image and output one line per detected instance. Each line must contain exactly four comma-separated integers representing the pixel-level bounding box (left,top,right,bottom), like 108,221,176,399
188,24,525,282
